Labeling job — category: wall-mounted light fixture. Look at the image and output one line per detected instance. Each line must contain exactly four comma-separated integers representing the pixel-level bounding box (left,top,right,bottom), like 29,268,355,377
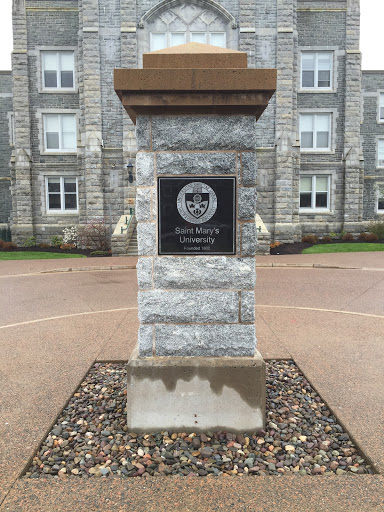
127,160,134,183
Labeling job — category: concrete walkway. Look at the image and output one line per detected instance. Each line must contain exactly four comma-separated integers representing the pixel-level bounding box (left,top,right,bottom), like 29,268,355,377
0,253,383,511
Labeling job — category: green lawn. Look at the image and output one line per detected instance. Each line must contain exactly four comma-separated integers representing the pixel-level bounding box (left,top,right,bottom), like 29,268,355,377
0,251,87,260
302,243,384,254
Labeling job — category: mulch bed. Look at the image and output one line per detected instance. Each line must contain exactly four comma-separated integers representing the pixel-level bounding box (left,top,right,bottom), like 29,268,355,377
24,360,373,479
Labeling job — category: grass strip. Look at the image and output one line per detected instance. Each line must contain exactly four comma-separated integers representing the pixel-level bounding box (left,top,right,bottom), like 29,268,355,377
0,252,87,260
302,243,384,254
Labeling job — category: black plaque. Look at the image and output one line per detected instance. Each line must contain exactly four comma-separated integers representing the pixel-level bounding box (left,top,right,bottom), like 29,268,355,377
158,177,236,255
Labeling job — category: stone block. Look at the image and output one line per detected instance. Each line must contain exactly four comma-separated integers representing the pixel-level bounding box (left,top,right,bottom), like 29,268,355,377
151,116,257,151
136,257,153,289
138,290,239,324
136,152,154,186
241,223,257,256
127,348,265,432
153,256,255,290
137,222,156,255
136,188,152,222
241,152,257,186
135,116,151,150
138,325,153,357
156,152,236,175
241,291,255,323
154,324,256,357
238,188,257,220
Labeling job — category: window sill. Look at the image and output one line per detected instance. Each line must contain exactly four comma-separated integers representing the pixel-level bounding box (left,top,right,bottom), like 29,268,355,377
41,151,77,156
39,89,78,94
299,210,331,214
299,89,336,94
46,211,79,215
301,150,334,154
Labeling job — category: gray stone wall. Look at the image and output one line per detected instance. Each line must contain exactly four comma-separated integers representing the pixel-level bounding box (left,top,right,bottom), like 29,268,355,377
0,72,12,226
135,115,257,358
9,0,379,243
361,71,384,220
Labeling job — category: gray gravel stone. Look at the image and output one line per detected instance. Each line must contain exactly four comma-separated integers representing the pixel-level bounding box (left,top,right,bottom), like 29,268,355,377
154,324,256,357
138,290,239,324
136,257,153,290
240,152,257,186
238,188,257,220
151,116,257,151
138,325,153,357
153,257,255,290
241,291,255,323
156,152,236,175
136,188,152,222
241,223,257,256
137,223,156,255
136,152,154,186
136,116,151,150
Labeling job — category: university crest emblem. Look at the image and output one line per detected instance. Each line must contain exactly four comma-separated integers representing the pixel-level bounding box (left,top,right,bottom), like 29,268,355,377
176,182,217,224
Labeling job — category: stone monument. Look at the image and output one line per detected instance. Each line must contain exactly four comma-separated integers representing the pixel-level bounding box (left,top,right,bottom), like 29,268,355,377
115,43,276,432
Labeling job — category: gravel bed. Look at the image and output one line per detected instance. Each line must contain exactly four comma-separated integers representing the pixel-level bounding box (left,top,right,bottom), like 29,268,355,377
25,360,373,479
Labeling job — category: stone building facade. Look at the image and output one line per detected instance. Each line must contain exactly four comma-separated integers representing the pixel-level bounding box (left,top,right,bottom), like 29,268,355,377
0,0,383,245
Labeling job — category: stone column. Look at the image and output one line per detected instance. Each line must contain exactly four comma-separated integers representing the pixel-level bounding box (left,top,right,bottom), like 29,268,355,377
274,0,301,243
343,0,363,231
10,0,34,243
81,0,104,220
115,43,276,432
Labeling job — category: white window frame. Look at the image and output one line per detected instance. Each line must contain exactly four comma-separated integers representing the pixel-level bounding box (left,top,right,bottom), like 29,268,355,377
299,175,331,212
300,113,332,152
150,30,226,51
8,112,15,146
41,50,75,91
377,185,384,213
378,138,384,168
379,92,384,123
45,176,79,214
42,113,77,153
300,51,333,90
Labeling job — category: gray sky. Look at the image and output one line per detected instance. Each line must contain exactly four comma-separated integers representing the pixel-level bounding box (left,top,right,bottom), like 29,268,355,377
0,0,383,70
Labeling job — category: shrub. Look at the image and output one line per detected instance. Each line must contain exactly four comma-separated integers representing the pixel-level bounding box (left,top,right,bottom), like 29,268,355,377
62,226,77,246
22,236,37,248
270,241,281,249
77,220,110,251
358,232,369,241
302,234,318,244
365,233,378,243
60,243,76,250
342,233,354,242
1,242,18,251
367,221,384,240
322,236,333,243
38,243,51,249
51,235,63,247
329,231,337,239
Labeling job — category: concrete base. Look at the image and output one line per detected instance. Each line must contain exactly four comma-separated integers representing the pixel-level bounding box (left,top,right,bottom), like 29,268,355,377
127,348,266,433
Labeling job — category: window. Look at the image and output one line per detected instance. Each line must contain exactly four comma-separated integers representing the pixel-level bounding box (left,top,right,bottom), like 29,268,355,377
300,175,330,211
43,114,77,152
9,113,15,145
301,52,332,89
378,139,384,167
46,177,78,213
380,93,384,122
150,31,226,51
300,114,331,151
41,51,75,90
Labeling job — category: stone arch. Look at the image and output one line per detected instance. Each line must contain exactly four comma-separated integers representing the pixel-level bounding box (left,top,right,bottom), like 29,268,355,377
137,0,239,66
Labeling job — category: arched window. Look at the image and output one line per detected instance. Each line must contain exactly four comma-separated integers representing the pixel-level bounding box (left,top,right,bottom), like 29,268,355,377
138,0,238,64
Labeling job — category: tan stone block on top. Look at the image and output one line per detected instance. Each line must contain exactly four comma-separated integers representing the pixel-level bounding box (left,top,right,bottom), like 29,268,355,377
143,42,248,69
